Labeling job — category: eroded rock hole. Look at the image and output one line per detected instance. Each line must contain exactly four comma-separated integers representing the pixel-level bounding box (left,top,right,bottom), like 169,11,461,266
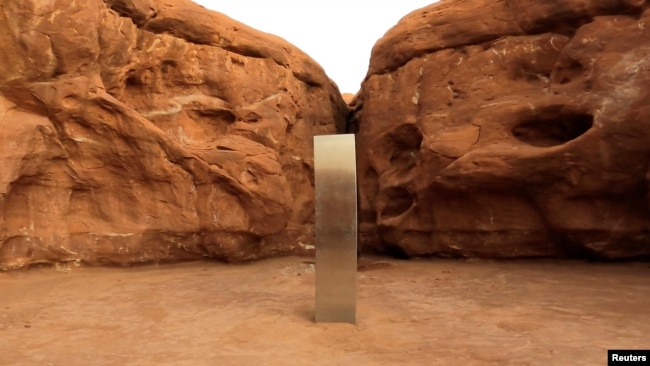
380,186,414,220
242,111,262,123
512,111,593,147
552,60,584,85
188,108,236,123
387,123,423,170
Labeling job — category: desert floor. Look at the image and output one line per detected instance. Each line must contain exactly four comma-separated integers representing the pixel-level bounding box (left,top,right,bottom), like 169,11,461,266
1,255,648,365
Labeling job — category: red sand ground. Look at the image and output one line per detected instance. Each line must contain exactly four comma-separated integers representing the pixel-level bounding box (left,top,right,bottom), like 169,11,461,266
1,256,648,365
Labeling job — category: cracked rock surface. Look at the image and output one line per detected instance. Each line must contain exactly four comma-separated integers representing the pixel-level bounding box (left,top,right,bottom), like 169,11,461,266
0,0,347,269
353,0,650,259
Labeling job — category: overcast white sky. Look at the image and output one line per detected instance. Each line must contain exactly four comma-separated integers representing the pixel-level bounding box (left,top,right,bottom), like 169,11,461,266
193,0,438,94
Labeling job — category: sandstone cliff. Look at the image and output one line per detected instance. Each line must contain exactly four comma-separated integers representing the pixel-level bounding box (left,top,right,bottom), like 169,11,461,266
0,0,348,269
354,0,650,259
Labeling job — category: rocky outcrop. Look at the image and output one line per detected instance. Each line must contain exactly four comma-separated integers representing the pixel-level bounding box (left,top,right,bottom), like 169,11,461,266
0,0,347,269
341,93,356,105
354,0,650,259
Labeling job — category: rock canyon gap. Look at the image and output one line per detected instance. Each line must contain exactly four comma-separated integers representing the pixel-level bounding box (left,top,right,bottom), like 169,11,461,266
1,0,649,269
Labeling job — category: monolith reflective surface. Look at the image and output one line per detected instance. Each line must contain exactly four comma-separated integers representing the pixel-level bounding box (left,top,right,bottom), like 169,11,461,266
314,134,357,323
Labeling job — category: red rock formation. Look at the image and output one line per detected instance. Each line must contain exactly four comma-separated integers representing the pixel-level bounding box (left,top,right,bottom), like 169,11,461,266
341,93,356,105
354,0,650,259
0,0,347,269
